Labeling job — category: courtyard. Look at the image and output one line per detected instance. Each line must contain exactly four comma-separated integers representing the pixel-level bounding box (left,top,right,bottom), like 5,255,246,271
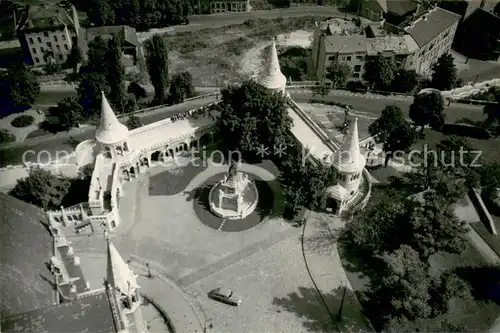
67,157,370,333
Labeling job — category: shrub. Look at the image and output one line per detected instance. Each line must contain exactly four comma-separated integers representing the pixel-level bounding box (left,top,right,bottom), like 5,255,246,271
10,115,35,128
440,123,491,139
0,129,15,144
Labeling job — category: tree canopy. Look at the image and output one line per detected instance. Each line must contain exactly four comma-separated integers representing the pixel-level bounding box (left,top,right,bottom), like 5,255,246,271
168,71,195,105
409,90,445,132
217,80,292,162
9,167,72,211
145,34,169,104
431,53,458,91
84,0,190,30
369,105,417,166
325,62,351,88
49,97,84,130
126,112,142,129
363,54,394,90
391,69,418,94
0,63,40,117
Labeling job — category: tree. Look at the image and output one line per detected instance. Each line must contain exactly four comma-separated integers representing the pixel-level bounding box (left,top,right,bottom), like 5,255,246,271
77,71,109,116
369,105,417,166
431,53,458,91
494,1,500,16
49,97,84,130
217,80,292,162
0,63,40,117
363,54,395,90
145,34,169,104
9,167,71,211
325,62,351,88
87,0,115,26
391,69,418,94
482,87,500,135
167,71,195,105
480,162,500,200
126,112,142,129
406,190,468,260
106,36,127,113
409,90,445,133
127,81,147,100
66,45,83,73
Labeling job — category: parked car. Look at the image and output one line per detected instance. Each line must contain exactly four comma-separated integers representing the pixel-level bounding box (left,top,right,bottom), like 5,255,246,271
207,288,239,306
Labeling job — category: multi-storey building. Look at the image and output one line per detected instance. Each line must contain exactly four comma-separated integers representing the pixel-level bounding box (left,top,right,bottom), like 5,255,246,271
404,6,461,76
312,6,461,81
16,4,84,67
210,0,251,13
312,21,419,81
360,0,420,24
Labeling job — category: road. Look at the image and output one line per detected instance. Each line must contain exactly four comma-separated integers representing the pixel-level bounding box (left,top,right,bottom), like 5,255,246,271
1,90,485,167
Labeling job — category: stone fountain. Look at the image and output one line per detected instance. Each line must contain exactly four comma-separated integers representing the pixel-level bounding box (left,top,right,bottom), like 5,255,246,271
209,161,259,220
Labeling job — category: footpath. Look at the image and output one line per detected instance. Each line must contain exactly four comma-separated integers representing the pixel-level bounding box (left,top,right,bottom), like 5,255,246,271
302,211,373,332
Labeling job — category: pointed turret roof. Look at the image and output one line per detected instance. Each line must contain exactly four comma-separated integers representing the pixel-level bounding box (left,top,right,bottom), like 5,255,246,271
95,92,129,144
106,239,137,294
334,118,366,173
258,38,287,91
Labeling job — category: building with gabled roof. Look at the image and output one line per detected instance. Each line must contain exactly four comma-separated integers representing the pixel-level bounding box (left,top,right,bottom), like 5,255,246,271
16,3,84,66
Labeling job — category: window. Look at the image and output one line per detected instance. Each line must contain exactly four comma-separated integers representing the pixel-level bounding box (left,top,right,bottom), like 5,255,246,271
340,56,345,61
43,32,49,37
58,54,63,60
29,37,34,44
62,34,66,40
40,47,45,52
64,44,69,50
32,48,37,54
352,73,360,78
35,57,40,63
356,55,363,61
346,56,352,61
328,55,335,60
354,65,361,72
47,42,52,48
56,45,60,50
53,35,58,42
37,37,42,43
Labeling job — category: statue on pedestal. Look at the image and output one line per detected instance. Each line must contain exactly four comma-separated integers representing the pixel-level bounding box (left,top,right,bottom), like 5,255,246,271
226,161,238,183
237,194,244,214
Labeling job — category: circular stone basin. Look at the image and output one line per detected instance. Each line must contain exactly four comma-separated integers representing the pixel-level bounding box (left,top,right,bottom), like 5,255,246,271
193,173,274,232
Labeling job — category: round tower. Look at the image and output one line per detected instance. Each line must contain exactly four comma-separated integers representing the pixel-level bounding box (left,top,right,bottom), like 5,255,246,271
333,118,366,197
95,92,130,159
258,38,287,94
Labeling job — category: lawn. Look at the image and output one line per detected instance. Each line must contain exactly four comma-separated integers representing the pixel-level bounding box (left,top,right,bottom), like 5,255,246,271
163,17,319,86
340,185,500,332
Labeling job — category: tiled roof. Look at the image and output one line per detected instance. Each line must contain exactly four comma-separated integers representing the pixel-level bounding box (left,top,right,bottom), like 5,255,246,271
324,34,418,55
387,0,418,16
0,193,54,318
1,290,117,333
324,35,368,53
86,25,138,46
18,4,74,31
405,7,461,47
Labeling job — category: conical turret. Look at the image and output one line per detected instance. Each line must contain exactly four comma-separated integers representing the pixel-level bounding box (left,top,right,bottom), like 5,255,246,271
106,239,138,294
335,118,366,173
95,92,129,145
258,38,287,92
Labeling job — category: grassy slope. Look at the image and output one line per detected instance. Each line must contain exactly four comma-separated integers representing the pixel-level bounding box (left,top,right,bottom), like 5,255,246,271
163,17,318,86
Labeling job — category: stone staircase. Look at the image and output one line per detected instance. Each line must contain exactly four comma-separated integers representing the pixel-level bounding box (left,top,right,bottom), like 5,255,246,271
344,172,371,212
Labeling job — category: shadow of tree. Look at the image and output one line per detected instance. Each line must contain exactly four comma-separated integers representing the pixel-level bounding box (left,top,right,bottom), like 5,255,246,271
39,273,56,290
454,265,500,304
272,286,371,333
149,164,207,196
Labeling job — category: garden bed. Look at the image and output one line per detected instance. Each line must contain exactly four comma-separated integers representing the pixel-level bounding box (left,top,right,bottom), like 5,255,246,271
10,115,34,128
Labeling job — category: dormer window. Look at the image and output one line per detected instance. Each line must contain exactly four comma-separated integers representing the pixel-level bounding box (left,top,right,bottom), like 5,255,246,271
44,32,49,37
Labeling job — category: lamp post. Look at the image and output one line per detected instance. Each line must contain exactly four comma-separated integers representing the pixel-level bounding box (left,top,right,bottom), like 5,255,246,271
145,263,152,278
203,318,213,332
336,283,347,322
